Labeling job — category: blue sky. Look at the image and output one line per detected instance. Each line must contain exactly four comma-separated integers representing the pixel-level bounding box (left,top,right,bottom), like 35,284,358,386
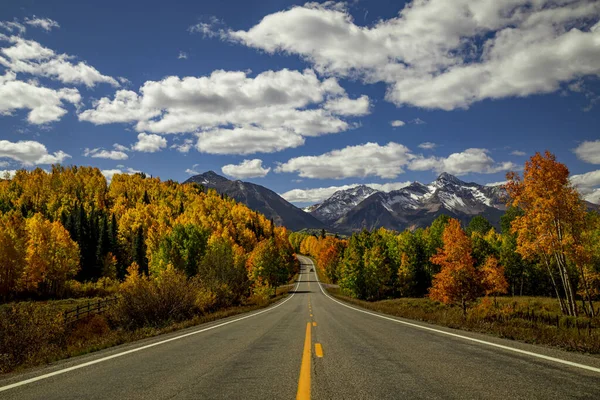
1,0,600,205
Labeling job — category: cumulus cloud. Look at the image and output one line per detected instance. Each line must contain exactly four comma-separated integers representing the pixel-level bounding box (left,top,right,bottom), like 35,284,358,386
573,140,600,164
0,71,80,124
390,120,405,127
131,133,167,153
277,142,516,179
79,68,368,153
221,159,271,178
280,181,412,203
0,139,70,166
511,150,527,156
220,1,600,110
570,169,600,203
323,95,370,116
409,148,516,176
185,165,201,175
83,145,129,160
0,170,18,179
276,142,413,179
171,139,194,153
24,16,60,31
178,51,188,59
418,142,436,150
196,126,304,155
0,36,119,87
101,167,141,183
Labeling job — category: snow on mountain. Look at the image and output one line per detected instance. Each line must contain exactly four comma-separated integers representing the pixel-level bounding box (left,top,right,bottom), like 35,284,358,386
308,173,507,232
308,185,378,225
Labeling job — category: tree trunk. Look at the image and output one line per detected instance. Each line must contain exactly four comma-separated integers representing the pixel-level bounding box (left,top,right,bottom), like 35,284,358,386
543,256,566,314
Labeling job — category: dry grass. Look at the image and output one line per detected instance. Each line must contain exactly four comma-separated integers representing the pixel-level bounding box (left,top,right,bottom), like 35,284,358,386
327,288,600,355
0,285,293,374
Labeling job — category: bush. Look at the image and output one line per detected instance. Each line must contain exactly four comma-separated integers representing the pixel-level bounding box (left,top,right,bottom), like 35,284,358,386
64,278,120,298
113,264,198,329
0,302,65,373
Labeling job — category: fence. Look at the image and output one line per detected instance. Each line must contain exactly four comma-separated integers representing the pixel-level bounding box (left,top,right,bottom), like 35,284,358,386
64,297,118,324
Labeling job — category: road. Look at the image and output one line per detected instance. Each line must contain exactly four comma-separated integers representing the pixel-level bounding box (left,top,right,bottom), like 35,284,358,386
1,255,600,399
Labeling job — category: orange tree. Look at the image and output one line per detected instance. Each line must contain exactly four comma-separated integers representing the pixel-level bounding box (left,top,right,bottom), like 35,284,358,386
506,151,591,316
429,219,481,316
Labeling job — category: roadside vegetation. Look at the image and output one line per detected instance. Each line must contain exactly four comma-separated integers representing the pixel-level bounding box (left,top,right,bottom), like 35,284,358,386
292,151,600,353
0,166,297,373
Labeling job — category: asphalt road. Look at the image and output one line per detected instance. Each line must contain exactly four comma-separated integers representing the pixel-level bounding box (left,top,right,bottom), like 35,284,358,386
1,255,600,399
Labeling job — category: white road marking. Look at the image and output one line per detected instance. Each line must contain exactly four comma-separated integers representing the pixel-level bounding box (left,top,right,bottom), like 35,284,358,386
299,256,600,375
0,275,303,393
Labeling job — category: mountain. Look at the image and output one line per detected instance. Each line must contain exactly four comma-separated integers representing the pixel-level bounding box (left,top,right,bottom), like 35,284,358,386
310,173,507,232
306,185,378,226
184,171,326,231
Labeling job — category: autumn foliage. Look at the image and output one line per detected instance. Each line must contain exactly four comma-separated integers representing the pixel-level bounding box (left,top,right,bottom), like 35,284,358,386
506,151,595,316
0,166,296,304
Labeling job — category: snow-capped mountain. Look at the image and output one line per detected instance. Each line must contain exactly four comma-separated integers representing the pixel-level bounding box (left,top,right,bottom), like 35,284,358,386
307,185,378,225
308,173,507,232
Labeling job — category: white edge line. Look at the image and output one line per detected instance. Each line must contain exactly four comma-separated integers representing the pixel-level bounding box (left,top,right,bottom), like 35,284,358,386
300,255,600,375
0,277,302,393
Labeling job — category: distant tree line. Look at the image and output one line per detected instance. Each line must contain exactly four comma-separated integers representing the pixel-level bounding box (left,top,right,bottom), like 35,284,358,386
292,152,600,316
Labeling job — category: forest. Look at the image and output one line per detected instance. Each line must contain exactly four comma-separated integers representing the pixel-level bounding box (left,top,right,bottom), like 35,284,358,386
0,165,297,372
292,152,600,318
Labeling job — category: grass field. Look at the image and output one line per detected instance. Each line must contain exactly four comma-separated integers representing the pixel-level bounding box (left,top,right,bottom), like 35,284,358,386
326,288,600,355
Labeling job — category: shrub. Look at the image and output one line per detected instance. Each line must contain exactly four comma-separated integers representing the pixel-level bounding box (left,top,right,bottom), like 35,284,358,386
64,278,120,298
0,302,65,373
113,263,198,329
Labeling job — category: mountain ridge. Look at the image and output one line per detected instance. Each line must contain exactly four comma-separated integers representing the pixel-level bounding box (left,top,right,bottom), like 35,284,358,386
184,171,326,232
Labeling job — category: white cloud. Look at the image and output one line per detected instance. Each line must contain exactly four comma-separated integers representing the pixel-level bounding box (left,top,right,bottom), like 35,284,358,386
570,170,600,203
83,147,128,160
485,181,507,187
584,188,600,204
0,20,26,34
390,120,405,127
113,143,129,152
101,167,141,183
369,181,412,192
280,181,412,203
185,168,200,175
571,170,600,189
24,16,60,32
511,150,527,156
323,95,370,116
178,51,188,59
573,140,600,164
0,71,80,124
418,142,436,149
79,69,365,153
0,36,118,87
131,133,167,153
0,139,70,166
410,118,426,125
196,126,304,155
409,148,516,176
276,142,413,179
221,159,271,178
0,170,17,179
221,1,600,110
171,139,194,153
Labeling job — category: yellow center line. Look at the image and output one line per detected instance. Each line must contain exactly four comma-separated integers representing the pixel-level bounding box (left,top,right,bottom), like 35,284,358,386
310,314,313,317
312,321,317,327
315,343,323,358
296,322,311,400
